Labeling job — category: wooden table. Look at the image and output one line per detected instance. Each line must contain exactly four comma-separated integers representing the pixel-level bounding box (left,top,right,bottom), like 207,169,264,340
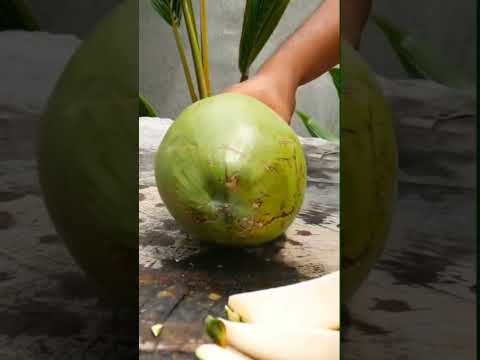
138,118,340,359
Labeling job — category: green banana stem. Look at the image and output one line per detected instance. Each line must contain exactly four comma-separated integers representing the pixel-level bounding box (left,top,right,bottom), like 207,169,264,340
205,316,227,346
182,0,208,98
187,0,199,40
171,22,198,102
200,0,211,94
225,305,242,322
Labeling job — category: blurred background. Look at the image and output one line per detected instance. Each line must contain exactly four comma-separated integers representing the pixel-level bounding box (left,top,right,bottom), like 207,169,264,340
342,1,477,359
361,1,476,80
20,1,477,135
22,0,120,37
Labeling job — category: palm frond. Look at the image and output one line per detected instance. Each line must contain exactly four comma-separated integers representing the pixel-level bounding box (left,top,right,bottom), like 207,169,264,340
296,111,339,143
139,95,158,117
150,0,182,26
329,68,341,95
238,0,290,80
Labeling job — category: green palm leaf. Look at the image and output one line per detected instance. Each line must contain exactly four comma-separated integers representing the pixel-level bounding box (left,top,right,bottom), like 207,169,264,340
151,0,198,102
150,0,182,26
238,0,290,80
296,110,339,143
329,67,341,95
139,95,158,117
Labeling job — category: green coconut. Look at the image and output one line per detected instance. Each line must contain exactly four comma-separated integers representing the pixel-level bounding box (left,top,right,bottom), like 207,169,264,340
37,0,137,305
155,93,307,247
341,40,398,300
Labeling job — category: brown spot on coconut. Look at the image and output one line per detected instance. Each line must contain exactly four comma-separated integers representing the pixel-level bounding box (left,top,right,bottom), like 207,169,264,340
252,200,263,209
225,175,239,191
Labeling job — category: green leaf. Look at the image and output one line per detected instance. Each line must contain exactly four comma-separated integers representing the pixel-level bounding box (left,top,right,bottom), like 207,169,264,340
139,95,158,117
238,0,290,80
371,14,472,91
329,68,341,96
150,0,182,26
0,0,40,31
296,110,339,144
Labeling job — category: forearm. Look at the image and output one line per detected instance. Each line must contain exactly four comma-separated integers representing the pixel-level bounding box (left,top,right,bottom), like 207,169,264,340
257,0,340,88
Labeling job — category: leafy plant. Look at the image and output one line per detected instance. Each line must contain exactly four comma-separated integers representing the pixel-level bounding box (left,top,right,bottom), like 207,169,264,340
150,0,198,101
139,95,158,117
148,0,339,144
296,68,340,142
238,0,290,81
150,0,291,101
150,0,211,101
371,14,471,91
329,67,341,95
150,0,182,26
296,110,339,144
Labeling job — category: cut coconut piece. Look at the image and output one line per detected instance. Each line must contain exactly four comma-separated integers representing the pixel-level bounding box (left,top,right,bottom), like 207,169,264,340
205,316,339,360
195,344,253,360
228,271,339,330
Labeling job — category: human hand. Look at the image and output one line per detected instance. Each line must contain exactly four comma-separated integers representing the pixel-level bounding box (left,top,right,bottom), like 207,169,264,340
224,72,298,124
225,0,340,124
